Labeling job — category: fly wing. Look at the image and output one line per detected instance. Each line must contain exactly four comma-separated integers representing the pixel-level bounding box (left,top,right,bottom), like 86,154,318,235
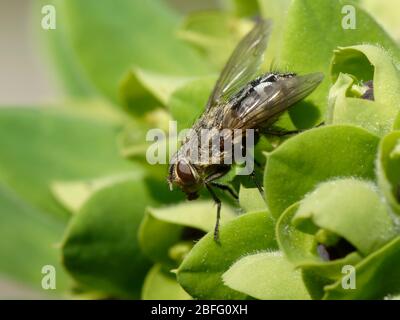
205,19,272,111
223,72,324,129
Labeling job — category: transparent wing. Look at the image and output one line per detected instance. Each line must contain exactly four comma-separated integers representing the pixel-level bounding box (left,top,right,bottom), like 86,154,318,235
223,73,324,129
206,19,272,111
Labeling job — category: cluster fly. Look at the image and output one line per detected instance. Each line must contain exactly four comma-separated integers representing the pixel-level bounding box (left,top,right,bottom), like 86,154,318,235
168,19,323,242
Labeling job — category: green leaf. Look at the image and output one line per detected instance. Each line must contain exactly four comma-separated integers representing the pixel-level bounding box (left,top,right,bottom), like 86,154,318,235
168,76,216,131
119,68,193,116
277,203,362,299
117,115,169,165
265,125,380,218
276,203,317,265
0,184,69,296
35,0,94,97
0,107,136,221
361,0,400,41
138,214,183,268
177,211,278,299
61,179,155,298
223,251,310,299
59,0,211,102
277,203,362,272
331,45,400,108
138,201,236,267
279,0,400,127
177,11,252,69
326,73,353,123
323,236,400,299
377,131,400,215
293,179,397,256
258,0,292,67
238,186,266,212
225,0,260,17
141,264,191,300
51,172,143,214
327,73,395,136
148,201,236,232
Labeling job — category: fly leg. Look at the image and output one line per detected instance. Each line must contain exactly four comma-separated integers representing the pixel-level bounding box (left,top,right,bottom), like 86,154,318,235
264,129,301,137
250,171,264,197
206,184,222,243
264,123,326,137
210,182,238,200
246,154,264,197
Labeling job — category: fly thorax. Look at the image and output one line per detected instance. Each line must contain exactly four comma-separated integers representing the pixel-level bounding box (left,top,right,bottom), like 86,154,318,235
254,81,274,95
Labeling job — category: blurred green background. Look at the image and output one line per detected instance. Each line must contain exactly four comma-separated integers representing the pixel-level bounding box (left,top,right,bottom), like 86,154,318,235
0,0,221,106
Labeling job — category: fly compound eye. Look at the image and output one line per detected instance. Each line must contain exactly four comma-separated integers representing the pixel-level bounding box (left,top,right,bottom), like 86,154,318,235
176,161,196,185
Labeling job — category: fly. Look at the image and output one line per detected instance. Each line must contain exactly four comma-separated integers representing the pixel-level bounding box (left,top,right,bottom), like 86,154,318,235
168,19,324,242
